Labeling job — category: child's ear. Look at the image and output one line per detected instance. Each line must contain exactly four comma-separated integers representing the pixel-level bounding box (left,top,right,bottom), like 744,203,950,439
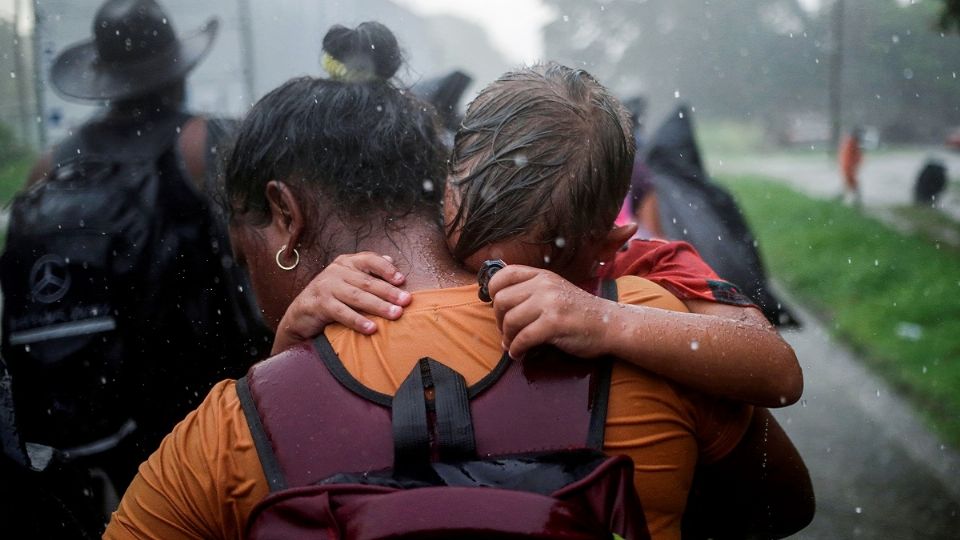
597,223,637,263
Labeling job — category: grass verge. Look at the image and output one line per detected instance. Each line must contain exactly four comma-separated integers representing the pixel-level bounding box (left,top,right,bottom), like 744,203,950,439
718,174,960,447
0,155,31,207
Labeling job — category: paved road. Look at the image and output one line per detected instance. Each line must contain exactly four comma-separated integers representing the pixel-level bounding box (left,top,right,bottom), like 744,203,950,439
716,150,960,220
771,285,960,539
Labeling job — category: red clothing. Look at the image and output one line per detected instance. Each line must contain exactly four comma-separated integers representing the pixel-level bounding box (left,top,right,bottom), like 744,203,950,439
603,238,755,308
839,135,862,190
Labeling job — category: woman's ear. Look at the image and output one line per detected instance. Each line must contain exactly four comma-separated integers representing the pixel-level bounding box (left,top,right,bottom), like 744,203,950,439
597,223,637,263
265,180,306,251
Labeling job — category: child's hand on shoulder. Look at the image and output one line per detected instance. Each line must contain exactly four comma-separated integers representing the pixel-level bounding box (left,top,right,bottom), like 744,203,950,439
487,265,614,360
271,252,411,355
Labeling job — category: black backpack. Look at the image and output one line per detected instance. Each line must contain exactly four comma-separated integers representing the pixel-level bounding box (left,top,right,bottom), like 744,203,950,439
0,113,268,499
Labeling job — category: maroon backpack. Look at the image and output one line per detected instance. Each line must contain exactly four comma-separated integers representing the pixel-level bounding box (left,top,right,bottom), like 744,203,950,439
238,281,649,539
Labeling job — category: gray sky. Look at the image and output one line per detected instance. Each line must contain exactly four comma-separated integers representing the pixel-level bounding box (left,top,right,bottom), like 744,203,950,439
394,0,831,65
393,0,554,63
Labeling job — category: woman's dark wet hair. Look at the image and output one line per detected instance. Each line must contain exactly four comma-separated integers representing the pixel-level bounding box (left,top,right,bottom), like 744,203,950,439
322,21,402,81
224,22,445,246
448,62,635,269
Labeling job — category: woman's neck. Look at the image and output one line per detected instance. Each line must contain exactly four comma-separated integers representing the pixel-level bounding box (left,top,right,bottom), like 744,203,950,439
335,216,475,292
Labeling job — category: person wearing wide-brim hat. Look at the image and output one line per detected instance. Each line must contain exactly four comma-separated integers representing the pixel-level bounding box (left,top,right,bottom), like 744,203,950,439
26,0,221,188
10,2,272,534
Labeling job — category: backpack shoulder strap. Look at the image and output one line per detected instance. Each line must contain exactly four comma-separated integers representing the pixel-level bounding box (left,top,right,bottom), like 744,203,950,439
236,376,286,492
469,279,616,455
239,342,395,491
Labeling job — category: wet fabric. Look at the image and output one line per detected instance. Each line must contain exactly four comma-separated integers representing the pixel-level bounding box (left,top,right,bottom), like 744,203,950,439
0,110,269,500
602,238,755,309
644,106,799,326
243,337,647,539
105,277,751,540
412,70,472,131
839,135,862,190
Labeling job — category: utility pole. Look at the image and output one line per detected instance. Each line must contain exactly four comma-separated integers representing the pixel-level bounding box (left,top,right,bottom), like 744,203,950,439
12,0,32,146
236,0,257,105
828,0,845,157
31,0,47,148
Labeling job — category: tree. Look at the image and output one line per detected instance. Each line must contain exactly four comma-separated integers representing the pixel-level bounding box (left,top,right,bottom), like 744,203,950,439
938,0,960,33
543,0,960,143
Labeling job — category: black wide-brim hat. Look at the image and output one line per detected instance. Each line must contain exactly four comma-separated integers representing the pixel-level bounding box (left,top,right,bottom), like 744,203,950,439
51,0,219,102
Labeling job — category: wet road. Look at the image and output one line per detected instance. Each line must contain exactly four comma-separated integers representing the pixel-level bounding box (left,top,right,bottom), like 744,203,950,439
716,149,960,220
771,286,960,539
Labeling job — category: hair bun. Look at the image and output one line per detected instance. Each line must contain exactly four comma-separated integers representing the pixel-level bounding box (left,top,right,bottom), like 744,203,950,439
322,21,402,82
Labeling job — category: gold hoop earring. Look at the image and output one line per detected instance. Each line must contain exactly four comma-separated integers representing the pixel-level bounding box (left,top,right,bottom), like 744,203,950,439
276,245,300,271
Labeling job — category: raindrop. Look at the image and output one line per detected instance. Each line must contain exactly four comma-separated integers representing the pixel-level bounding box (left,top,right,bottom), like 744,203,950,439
689,339,699,351
543,255,551,264
514,154,528,168
902,68,914,80
855,507,862,514
891,34,900,44
895,322,923,341
554,237,566,248
562,15,569,22
376,105,383,112
922,366,928,374
100,376,108,385
422,179,434,193
673,90,680,99
847,257,852,264
874,259,879,266
9,71,15,79
175,126,181,134
24,345,30,353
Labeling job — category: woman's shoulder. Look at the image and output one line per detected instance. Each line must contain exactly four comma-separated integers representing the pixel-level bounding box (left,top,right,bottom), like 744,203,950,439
106,379,267,539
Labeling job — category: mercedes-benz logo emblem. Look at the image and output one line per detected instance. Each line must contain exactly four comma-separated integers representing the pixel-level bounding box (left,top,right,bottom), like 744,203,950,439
30,254,72,304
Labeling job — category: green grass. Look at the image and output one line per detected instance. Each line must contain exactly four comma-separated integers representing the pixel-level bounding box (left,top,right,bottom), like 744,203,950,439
717,174,960,447
888,205,960,249
0,155,31,207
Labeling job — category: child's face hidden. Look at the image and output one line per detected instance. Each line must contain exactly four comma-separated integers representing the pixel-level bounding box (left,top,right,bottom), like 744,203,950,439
443,179,626,287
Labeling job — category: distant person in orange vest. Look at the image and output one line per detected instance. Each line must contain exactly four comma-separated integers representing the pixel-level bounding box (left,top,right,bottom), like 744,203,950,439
839,127,864,207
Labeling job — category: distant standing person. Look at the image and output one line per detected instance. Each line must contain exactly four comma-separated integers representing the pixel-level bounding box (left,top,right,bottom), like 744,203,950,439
839,127,864,206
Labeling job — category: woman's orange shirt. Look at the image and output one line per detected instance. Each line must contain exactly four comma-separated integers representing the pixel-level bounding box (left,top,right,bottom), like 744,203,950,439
105,277,751,540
